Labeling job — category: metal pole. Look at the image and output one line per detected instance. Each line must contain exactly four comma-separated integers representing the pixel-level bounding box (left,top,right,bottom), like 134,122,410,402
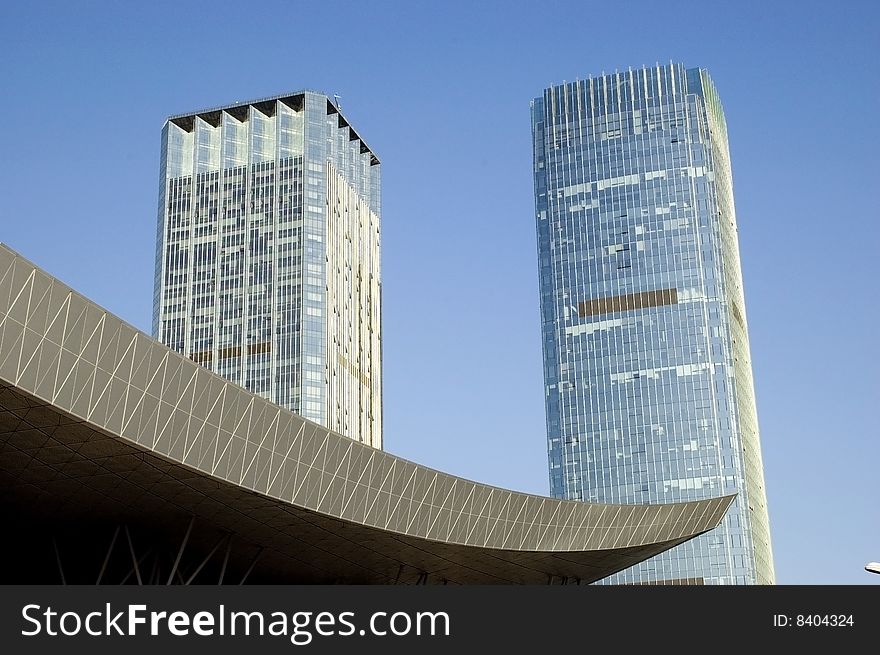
185,534,227,585
166,517,194,586
218,537,232,585
52,538,66,585
96,526,120,585
239,547,263,585
119,549,153,585
124,526,142,585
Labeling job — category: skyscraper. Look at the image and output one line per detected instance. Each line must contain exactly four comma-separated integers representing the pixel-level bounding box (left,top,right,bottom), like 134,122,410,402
531,64,773,584
153,91,382,448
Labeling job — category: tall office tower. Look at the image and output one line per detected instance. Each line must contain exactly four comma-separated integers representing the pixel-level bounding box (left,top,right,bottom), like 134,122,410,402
531,64,773,584
153,91,382,448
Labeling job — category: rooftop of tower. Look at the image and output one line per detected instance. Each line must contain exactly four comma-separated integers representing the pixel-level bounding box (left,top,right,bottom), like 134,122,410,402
166,90,379,166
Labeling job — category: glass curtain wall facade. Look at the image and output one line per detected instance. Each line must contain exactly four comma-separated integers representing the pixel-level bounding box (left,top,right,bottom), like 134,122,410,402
153,91,382,448
531,64,773,584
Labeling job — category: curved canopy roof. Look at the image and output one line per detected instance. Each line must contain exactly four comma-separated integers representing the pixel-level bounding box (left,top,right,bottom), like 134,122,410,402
0,244,733,583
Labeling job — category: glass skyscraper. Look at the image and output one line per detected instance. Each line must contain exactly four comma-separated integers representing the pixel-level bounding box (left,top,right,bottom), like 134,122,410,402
531,64,773,584
153,91,382,448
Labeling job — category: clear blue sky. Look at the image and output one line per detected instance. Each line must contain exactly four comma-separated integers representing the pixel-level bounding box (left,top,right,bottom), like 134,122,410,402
1,1,877,584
